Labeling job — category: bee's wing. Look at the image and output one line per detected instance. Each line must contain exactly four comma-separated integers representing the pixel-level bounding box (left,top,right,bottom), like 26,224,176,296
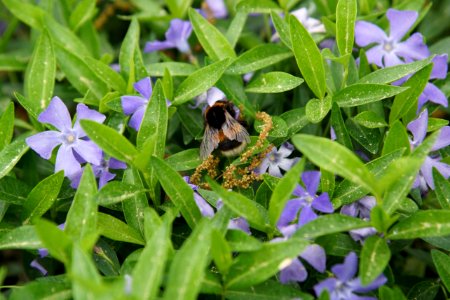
222,111,250,143
200,125,220,159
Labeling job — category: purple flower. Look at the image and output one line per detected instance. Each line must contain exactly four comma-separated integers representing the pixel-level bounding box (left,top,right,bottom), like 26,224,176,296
121,77,153,131
184,176,215,218
418,54,448,110
277,171,333,235
341,197,377,242
272,7,325,42
355,9,429,67
279,244,326,284
254,143,300,178
191,86,226,109
314,252,387,300
203,0,228,19
144,19,192,53
26,97,105,179
407,109,450,191
69,156,127,189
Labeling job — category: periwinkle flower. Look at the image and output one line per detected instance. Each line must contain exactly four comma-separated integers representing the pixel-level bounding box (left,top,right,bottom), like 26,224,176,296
341,197,377,242
407,109,450,191
144,19,192,53
418,54,448,110
26,97,105,179
355,9,429,67
314,252,387,300
184,176,215,218
190,86,226,109
272,7,325,42
277,171,333,234
121,77,152,131
202,0,228,19
254,142,300,178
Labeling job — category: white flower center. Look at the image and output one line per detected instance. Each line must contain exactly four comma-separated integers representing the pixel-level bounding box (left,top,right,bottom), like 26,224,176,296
383,41,394,52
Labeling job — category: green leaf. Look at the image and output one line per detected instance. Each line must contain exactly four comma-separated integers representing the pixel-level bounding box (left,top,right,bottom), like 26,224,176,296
358,57,432,84
433,169,450,210
0,54,27,72
69,0,96,32
306,96,332,123
2,0,44,29
271,12,291,49
290,15,326,99
35,219,72,264
122,168,147,237
211,230,232,276
268,160,303,227
225,280,313,300
147,62,198,77
388,210,450,239
97,182,146,206
279,107,309,137
166,149,201,171
25,30,55,116
132,224,169,300
166,0,192,18
173,58,231,105
119,18,140,87
189,8,236,61
226,44,293,75
254,115,288,138
84,56,127,93
217,74,257,118
226,12,248,48
0,102,15,151
0,135,29,180
334,84,408,107
65,165,97,249
97,212,145,245
346,118,380,154
0,226,41,250
151,156,202,229
245,72,303,93
336,0,357,56
294,214,370,239
359,236,391,285
225,238,308,289
381,120,410,156
208,179,269,232
330,102,353,150
431,249,450,293
71,244,102,300
54,43,108,101
389,64,432,124
9,277,71,300
292,134,378,196
236,0,282,13
316,233,359,257
333,149,405,207
81,120,138,164
406,281,439,300
163,218,211,300
0,176,30,205
22,171,64,224
353,111,388,129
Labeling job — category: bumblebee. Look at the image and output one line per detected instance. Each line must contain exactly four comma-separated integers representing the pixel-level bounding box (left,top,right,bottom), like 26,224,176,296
200,100,250,159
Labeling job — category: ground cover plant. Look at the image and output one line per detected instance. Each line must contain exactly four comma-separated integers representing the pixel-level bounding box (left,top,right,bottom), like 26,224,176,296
0,0,450,299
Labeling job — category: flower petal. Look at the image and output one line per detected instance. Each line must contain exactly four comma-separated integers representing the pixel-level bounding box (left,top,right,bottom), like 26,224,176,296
395,32,430,61
430,54,448,80
128,106,146,131
386,9,418,41
30,259,48,276
314,278,338,297
332,251,358,281
341,202,358,217
299,244,326,272
302,170,320,195
280,258,307,283
277,199,303,229
72,140,103,166
253,157,270,175
134,77,153,99
206,87,226,106
383,51,404,67
26,131,62,159
194,192,215,217
109,158,127,169
228,217,251,234
165,19,192,53
144,40,175,52
38,96,72,132
99,171,116,188
432,126,450,151
365,45,385,67
55,145,82,178
278,142,295,158
312,193,333,213
419,82,448,110
407,109,428,146
421,157,450,190
73,103,106,137
121,96,148,116
206,0,227,19
278,157,300,172
353,273,387,293
355,21,387,47
298,206,318,226
268,164,283,178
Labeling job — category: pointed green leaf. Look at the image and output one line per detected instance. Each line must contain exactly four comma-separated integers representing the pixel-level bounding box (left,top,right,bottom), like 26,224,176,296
236,0,282,13
122,168,148,237
69,0,96,32
22,171,64,224
163,219,211,300
334,84,408,107
353,111,388,129
381,120,410,156
359,236,391,285
25,30,55,116
388,210,450,239
71,244,102,299
271,12,291,49
84,56,127,93
245,72,303,93
0,102,15,151
97,182,146,206
211,230,232,276
173,59,231,105
81,120,138,164
306,96,332,123
431,250,450,293
151,156,202,229
336,0,357,56
292,134,378,196
2,0,44,29
346,118,380,154
147,62,197,77
119,18,140,87
226,12,248,47
290,15,326,99
35,219,72,264
330,103,353,150
97,212,145,245
166,149,202,171
433,169,450,210
0,135,30,180
268,160,303,227
189,8,235,61
0,226,41,250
